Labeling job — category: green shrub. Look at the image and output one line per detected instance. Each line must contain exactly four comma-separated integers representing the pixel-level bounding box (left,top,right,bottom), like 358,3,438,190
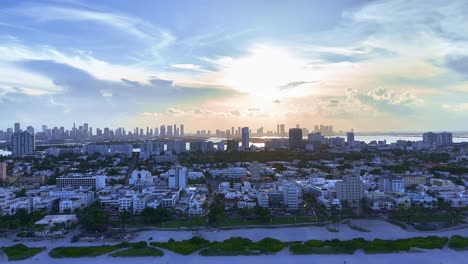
248,238,286,253
151,237,211,255
449,236,468,250
290,238,366,255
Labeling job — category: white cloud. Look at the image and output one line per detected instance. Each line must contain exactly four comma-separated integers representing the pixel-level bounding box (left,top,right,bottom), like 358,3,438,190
13,4,175,47
170,64,207,71
442,103,468,112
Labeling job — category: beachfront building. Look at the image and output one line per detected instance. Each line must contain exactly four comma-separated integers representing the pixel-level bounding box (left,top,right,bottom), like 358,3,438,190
336,175,365,211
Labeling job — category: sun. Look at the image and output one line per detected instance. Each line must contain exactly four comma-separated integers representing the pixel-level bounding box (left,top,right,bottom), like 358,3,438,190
222,45,308,99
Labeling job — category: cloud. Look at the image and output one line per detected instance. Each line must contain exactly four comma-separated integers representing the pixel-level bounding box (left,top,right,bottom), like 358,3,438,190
248,108,260,112
442,103,468,112
279,81,314,90
170,64,207,71
121,78,141,87
12,4,174,46
345,87,422,114
230,110,240,116
445,55,468,77
139,112,160,116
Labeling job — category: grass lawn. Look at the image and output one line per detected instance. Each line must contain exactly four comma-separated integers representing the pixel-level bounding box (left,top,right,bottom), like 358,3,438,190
1,244,45,261
199,237,286,256
49,242,148,258
289,238,366,255
151,237,211,255
110,247,163,257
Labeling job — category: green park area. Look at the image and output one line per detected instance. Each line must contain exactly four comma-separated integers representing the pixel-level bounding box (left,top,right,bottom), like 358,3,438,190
363,236,448,254
1,244,45,261
49,241,163,258
151,237,211,255
289,238,367,254
43,235,468,258
199,237,287,256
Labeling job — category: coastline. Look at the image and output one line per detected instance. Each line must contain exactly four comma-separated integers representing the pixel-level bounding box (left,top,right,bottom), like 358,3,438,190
2,220,468,263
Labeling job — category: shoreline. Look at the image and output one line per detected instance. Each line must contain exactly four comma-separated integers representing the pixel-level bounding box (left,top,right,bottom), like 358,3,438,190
2,220,468,263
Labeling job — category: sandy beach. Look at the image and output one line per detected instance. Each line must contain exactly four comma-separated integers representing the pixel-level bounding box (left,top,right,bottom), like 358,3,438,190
1,220,468,263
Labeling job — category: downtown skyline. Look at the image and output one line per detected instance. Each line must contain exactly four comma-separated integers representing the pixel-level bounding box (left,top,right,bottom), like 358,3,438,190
1,0,468,131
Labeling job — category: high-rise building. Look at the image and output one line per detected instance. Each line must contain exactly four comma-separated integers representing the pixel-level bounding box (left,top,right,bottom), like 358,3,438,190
242,127,249,149
423,132,453,146
347,131,355,146
289,128,303,148
168,167,187,189
336,175,365,211
12,131,35,157
280,124,285,136
26,126,34,134
160,125,166,137
180,124,184,136
83,123,89,137
167,125,173,137
282,181,300,210
14,123,20,133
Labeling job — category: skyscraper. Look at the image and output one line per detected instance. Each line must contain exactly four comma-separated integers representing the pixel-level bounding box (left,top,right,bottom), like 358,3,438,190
12,131,35,157
167,125,173,137
280,124,285,136
83,123,89,137
160,125,166,137
289,128,303,148
242,127,249,149
26,126,34,134
14,123,20,133
180,124,184,136
347,131,355,146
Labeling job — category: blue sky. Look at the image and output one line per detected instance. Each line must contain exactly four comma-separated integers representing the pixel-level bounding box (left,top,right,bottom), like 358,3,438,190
1,0,468,132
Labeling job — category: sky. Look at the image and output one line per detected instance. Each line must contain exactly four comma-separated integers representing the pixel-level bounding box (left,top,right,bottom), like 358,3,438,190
1,0,468,132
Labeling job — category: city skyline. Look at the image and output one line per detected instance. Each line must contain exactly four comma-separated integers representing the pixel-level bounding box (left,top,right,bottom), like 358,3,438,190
1,1,468,131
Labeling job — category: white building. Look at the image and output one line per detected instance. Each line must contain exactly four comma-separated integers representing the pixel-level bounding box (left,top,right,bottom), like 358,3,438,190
167,167,188,189
57,175,106,190
257,192,269,208
282,181,300,210
132,194,152,214
188,195,206,216
129,170,154,189
211,167,248,179
379,176,405,193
